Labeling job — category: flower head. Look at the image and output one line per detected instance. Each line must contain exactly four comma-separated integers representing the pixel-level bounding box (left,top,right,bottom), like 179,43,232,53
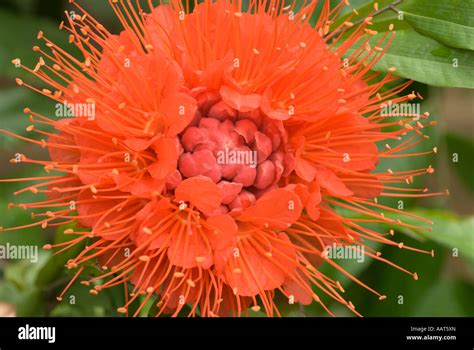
1,0,443,316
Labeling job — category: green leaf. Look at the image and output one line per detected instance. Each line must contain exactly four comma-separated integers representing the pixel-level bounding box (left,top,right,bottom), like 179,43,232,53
50,303,104,317
0,88,55,150
137,294,156,317
399,209,474,264
4,259,32,290
16,287,46,316
0,11,67,79
35,223,88,288
411,279,474,316
6,0,40,15
316,229,383,287
49,286,107,317
445,132,474,193
337,2,474,88
247,309,267,317
304,209,472,316
303,219,386,316
344,238,447,316
401,0,474,50
0,223,46,249
331,0,397,29
0,280,21,304
4,251,50,290
0,178,50,248
374,103,439,209
350,28,474,88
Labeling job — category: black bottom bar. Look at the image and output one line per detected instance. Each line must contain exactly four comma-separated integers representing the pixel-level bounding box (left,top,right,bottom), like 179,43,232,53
0,317,472,348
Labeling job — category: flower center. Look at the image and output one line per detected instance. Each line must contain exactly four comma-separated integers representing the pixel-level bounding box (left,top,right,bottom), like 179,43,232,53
167,89,290,213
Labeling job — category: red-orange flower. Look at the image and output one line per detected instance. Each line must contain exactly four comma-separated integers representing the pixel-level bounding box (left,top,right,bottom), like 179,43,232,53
1,0,444,316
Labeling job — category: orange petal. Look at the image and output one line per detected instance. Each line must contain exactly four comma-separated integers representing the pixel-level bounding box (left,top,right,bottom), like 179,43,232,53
206,214,238,250
289,183,322,221
206,214,238,271
238,188,302,230
167,228,213,269
148,137,180,180
135,198,172,250
113,172,165,197
260,89,292,121
127,176,165,198
295,157,317,182
48,126,80,164
224,232,297,296
220,85,261,112
343,172,383,198
175,176,222,214
283,273,313,305
77,190,129,240
329,141,378,172
160,93,197,137
124,137,153,152
314,165,353,197
318,207,351,241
